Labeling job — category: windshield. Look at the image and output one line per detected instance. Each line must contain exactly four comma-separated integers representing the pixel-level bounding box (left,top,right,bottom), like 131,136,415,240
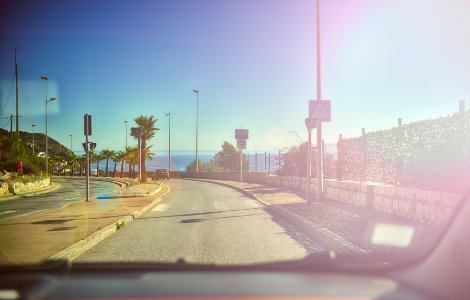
0,0,469,269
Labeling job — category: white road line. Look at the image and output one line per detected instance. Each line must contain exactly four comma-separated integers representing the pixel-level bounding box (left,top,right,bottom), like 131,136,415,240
64,197,80,201
0,210,17,216
0,209,48,222
244,200,262,208
151,203,170,212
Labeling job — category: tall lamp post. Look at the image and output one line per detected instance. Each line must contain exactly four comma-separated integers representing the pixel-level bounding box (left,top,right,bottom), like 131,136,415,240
40,76,48,175
166,113,171,173
192,89,199,172
69,134,73,152
45,97,57,177
124,120,128,148
31,124,36,156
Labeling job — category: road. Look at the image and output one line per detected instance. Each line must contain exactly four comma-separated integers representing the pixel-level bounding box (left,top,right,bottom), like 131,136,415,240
77,179,327,265
0,178,119,222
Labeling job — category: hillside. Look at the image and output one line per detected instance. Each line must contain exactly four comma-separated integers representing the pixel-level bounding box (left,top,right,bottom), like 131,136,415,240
0,128,72,159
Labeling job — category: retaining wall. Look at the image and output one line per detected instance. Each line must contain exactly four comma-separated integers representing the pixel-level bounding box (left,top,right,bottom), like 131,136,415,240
175,171,459,225
12,178,51,195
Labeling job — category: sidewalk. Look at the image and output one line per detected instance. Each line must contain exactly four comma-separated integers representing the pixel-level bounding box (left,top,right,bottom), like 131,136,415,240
189,179,437,255
0,182,169,266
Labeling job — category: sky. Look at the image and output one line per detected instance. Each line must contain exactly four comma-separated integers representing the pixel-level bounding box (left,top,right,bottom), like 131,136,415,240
0,0,469,153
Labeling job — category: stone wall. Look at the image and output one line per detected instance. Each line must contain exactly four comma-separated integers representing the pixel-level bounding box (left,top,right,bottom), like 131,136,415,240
0,182,9,196
263,175,460,225
11,178,51,195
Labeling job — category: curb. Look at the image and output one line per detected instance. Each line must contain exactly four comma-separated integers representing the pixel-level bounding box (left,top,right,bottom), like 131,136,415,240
186,178,361,255
45,183,171,263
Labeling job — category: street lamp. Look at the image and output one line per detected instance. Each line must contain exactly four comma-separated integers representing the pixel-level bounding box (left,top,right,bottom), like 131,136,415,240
124,120,128,148
45,97,57,177
69,134,73,152
192,88,199,172
165,113,171,173
31,124,36,156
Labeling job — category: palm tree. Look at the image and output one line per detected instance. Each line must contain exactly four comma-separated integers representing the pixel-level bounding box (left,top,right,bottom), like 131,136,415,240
124,146,136,178
134,115,159,182
78,154,86,176
115,151,126,178
90,151,102,177
111,152,120,177
101,149,114,177
69,153,77,176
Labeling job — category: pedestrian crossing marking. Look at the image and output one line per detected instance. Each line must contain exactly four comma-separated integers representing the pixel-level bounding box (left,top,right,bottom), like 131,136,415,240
152,203,170,212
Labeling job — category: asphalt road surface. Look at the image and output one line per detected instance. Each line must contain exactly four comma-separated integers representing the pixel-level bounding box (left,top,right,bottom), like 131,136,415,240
77,179,326,265
0,178,119,222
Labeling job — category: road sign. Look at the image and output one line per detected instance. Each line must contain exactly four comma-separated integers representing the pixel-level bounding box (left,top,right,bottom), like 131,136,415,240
130,127,141,137
235,129,249,140
237,139,247,150
84,114,92,136
305,117,316,130
309,100,331,122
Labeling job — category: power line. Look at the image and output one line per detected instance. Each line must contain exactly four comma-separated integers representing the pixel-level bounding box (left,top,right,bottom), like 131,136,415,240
0,73,15,117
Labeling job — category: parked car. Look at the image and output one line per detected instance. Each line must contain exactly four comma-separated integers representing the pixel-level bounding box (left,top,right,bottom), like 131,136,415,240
154,168,170,180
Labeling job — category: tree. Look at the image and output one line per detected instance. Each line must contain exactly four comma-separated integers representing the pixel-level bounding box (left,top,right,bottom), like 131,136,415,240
134,115,159,182
100,149,114,177
185,141,247,172
115,151,126,178
90,151,102,177
78,154,86,176
124,146,137,178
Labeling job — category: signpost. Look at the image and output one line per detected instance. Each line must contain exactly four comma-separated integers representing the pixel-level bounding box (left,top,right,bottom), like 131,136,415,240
307,100,331,202
130,127,142,182
235,129,248,182
83,114,94,202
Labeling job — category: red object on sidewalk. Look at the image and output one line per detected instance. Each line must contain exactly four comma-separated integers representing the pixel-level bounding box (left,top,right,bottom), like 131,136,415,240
18,161,24,176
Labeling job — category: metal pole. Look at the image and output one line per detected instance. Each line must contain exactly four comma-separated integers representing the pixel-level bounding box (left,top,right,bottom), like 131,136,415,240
70,134,73,152
240,149,243,182
264,152,267,172
138,135,141,182
315,0,323,201
14,48,19,143
46,99,48,177
196,91,199,172
247,153,250,172
307,128,312,204
32,125,35,156
166,113,171,173
124,120,128,148
85,136,89,202
268,153,271,174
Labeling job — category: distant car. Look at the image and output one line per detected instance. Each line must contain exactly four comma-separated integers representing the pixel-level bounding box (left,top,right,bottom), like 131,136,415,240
154,168,170,180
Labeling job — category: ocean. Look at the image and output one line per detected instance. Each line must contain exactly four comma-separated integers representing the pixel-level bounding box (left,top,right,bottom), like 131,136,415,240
79,150,282,173
78,145,337,173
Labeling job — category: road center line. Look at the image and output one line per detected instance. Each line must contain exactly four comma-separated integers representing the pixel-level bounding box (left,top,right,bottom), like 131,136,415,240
0,209,48,222
0,210,17,216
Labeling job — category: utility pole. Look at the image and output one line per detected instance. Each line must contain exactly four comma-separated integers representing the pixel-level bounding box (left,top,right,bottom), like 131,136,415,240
192,89,199,172
14,48,19,145
315,0,324,201
124,120,128,148
32,124,36,156
166,113,171,173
